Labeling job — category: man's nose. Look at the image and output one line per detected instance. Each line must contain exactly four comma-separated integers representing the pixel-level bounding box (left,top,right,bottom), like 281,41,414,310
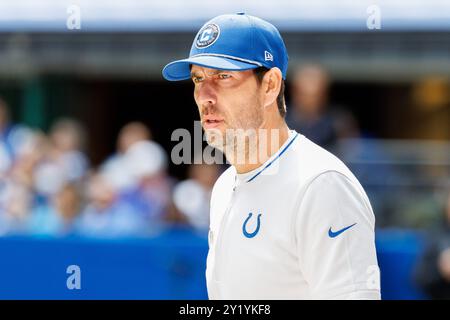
196,81,217,107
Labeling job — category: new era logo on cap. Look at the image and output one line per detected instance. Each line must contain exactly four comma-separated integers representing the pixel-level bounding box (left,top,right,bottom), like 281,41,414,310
264,51,273,61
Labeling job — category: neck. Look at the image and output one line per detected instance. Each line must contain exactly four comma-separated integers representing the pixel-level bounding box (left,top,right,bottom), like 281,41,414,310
230,122,290,174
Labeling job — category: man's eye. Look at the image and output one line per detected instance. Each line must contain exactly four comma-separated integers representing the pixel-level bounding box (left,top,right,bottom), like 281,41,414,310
192,76,203,83
218,73,231,79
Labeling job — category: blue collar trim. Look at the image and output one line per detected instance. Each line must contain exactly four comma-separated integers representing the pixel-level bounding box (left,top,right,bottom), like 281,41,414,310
246,132,299,183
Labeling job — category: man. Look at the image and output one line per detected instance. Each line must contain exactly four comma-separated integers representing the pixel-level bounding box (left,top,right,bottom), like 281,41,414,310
286,64,339,150
415,190,450,299
162,13,380,300
0,98,14,163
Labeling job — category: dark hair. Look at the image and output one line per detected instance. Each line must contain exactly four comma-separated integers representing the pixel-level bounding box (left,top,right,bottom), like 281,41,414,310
254,67,286,118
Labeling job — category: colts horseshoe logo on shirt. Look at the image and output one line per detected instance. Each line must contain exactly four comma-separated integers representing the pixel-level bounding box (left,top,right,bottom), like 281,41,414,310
242,212,262,238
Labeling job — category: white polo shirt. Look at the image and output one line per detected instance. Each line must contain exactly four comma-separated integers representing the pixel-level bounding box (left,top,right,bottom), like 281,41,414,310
206,130,381,300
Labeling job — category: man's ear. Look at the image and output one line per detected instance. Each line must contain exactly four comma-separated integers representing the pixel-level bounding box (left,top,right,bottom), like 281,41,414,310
262,67,282,108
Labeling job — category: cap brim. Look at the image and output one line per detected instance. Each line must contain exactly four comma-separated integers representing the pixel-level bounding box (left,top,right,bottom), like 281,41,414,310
162,55,260,81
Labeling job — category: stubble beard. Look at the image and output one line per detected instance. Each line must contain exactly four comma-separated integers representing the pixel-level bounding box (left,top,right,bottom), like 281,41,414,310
204,106,264,165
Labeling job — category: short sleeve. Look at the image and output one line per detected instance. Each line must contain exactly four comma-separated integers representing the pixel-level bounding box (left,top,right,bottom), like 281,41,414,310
295,171,381,299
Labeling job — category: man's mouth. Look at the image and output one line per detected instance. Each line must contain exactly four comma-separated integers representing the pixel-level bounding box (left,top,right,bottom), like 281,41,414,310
202,117,224,129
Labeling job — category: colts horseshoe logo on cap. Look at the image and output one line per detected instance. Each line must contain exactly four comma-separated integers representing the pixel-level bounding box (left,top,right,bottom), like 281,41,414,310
195,23,220,49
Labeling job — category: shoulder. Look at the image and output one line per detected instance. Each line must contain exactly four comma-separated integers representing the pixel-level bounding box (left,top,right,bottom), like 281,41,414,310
296,134,350,173
297,170,375,230
304,170,365,200
284,134,359,189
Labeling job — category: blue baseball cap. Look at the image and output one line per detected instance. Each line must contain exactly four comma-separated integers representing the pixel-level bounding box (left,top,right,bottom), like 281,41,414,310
162,12,289,81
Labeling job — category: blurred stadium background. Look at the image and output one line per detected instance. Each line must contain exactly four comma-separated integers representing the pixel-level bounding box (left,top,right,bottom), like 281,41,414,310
0,0,449,299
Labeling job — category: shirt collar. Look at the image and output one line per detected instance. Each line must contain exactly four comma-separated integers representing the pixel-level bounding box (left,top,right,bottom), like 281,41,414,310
234,129,299,185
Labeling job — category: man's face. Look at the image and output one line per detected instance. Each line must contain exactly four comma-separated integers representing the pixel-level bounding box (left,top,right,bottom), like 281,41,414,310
191,65,264,151
292,66,329,117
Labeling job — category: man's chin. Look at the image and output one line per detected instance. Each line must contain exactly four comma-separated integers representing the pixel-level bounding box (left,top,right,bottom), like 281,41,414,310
205,131,226,151
204,126,223,137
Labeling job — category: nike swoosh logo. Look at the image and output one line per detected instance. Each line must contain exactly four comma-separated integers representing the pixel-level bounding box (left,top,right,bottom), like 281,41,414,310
328,223,357,238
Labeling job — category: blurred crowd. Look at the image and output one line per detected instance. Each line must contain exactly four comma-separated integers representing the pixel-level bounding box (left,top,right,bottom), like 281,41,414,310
0,63,448,243
0,64,427,238
415,190,450,299
0,98,221,237
1,63,363,239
